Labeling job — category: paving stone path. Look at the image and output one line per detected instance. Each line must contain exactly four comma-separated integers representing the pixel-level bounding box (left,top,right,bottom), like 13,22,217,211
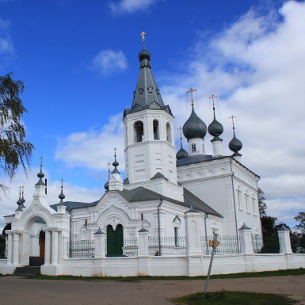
0,275,304,305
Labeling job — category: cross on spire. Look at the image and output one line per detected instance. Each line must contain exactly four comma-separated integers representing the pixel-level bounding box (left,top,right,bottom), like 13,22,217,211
112,147,120,174
186,88,197,107
140,31,146,48
177,127,183,148
229,115,237,135
107,162,111,179
209,94,217,110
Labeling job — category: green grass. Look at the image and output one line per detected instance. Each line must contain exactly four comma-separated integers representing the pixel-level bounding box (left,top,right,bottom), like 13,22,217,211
24,268,305,281
173,291,298,305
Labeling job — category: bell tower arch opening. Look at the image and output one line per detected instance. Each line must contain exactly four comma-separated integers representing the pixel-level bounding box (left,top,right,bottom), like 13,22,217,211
134,121,144,143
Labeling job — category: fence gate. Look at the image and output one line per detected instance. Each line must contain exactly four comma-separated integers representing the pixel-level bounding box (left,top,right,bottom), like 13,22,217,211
107,224,123,256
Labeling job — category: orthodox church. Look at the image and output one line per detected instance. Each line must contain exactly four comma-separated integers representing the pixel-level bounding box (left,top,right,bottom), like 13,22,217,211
1,37,265,276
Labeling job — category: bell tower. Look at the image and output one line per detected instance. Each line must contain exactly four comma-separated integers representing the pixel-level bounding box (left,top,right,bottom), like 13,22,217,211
123,34,177,185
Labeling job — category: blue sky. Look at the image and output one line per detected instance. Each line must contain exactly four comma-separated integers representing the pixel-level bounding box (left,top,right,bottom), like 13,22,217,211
1,0,305,229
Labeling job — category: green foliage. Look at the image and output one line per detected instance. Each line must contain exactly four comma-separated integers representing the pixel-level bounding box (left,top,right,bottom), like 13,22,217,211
0,73,34,190
290,232,305,253
295,212,305,233
174,291,297,305
25,268,305,281
258,188,267,217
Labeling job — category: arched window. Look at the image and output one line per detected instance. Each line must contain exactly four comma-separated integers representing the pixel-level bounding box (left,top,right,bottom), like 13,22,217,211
166,122,172,143
134,121,144,143
153,120,159,140
192,143,196,152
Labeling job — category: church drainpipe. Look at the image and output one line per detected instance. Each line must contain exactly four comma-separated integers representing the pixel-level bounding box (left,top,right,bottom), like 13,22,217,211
157,198,163,256
204,213,209,254
68,207,72,258
230,158,240,250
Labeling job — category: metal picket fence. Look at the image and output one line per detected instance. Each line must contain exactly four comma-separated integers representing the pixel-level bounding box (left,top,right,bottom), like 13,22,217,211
252,235,279,253
68,240,95,258
148,236,186,256
201,235,240,255
123,238,138,257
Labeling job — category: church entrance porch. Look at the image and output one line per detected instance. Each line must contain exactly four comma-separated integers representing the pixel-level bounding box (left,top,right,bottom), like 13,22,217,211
107,224,123,256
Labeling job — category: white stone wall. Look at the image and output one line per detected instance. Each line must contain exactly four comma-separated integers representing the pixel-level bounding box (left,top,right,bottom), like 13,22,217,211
177,157,262,236
55,254,305,277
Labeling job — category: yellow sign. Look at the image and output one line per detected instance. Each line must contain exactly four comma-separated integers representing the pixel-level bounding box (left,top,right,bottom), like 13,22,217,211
209,240,220,247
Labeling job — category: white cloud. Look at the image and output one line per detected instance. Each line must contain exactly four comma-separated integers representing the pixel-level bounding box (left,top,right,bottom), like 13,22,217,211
0,17,10,30
0,169,102,231
0,35,13,54
55,113,125,170
109,0,159,14
159,1,305,225
0,17,14,58
90,49,127,76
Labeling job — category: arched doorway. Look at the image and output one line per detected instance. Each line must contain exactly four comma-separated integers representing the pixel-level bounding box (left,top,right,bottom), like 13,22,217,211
23,216,47,266
39,230,45,257
107,224,123,256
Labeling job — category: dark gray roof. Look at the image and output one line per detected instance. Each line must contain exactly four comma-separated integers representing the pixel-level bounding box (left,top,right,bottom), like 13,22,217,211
120,187,222,217
50,200,99,211
49,186,221,217
176,155,260,179
176,154,224,166
239,223,251,230
278,225,289,231
123,48,172,117
150,172,168,181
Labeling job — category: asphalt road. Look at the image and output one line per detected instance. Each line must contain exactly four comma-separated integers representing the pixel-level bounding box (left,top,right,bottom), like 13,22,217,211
0,275,304,305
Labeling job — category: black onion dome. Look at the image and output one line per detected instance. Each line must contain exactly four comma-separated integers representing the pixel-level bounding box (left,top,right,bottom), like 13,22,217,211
104,181,109,191
208,118,224,137
229,135,243,153
176,148,189,160
183,107,207,140
58,190,65,201
138,48,151,60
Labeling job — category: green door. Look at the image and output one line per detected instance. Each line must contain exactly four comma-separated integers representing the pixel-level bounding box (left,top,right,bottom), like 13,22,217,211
107,224,123,256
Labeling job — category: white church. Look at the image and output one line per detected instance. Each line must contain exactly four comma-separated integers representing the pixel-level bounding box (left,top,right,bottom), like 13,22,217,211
0,38,304,277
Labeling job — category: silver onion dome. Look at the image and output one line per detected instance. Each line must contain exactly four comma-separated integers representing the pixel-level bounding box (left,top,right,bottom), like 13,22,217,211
183,106,207,140
176,148,189,160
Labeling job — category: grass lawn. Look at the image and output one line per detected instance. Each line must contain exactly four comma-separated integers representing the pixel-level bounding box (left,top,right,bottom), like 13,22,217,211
25,268,305,281
173,291,298,305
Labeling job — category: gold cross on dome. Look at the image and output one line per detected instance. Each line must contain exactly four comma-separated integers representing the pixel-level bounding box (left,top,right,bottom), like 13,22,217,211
229,115,236,128
186,88,197,106
140,32,146,41
209,94,217,108
177,127,183,138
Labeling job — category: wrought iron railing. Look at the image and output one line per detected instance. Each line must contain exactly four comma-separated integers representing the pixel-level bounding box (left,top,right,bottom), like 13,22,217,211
252,235,263,253
201,235,240,255
252,235,279,253
68,240,95,258
148,236,186,256
123,238,138,257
